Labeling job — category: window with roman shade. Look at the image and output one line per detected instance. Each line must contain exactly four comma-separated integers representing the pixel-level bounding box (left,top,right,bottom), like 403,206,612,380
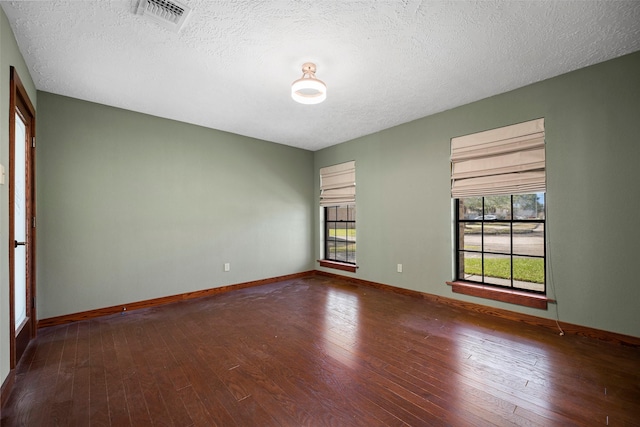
450,119,547,304
319,161,357,271
320,161,355,206
451,118,545,198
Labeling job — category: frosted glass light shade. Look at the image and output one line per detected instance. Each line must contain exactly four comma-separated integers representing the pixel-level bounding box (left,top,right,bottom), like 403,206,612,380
291,78,326,104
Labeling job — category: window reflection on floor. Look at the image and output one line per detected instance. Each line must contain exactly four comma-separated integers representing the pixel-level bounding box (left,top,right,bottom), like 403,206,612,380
452,324,552,413
323,288,360,368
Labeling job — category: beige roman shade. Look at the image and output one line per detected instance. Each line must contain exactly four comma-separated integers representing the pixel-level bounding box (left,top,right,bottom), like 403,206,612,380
451,118,545,198
320,161,355,206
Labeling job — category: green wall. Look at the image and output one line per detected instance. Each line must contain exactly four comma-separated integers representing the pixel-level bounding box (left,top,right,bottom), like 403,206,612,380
36,93,314,319
0,7,37,390
315,51,640,338
2,9,639,394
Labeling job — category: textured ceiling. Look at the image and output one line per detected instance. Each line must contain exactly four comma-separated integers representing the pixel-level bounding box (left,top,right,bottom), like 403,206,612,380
2,1,640,151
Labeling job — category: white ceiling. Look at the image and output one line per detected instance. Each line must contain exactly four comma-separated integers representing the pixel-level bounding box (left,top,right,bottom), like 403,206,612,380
2,1,640,151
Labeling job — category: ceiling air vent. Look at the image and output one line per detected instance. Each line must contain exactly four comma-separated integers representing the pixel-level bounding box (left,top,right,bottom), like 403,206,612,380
136,0,192,32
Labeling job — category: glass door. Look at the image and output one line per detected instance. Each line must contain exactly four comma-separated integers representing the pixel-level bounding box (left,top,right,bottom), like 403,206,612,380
14,112,28,332
10,66,36,367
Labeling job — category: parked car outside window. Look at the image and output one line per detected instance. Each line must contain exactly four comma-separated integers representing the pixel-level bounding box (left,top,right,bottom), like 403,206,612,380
473,215,497,220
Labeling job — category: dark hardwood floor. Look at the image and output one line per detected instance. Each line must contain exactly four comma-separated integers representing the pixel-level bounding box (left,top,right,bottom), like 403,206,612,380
2,275,639,426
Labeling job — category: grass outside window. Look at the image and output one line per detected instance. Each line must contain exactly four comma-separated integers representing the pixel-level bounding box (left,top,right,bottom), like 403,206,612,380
463,257,544,284
456,193,546,294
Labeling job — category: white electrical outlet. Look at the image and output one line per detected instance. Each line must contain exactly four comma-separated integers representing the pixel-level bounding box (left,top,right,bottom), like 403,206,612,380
397,264,403,273
224,263,230,272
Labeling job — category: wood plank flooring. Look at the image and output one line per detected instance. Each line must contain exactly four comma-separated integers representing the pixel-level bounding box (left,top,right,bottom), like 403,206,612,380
2,275,639,426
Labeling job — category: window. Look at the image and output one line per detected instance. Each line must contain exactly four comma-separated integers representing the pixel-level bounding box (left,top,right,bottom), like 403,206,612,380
324,205,356,264
449,118,547,304
456,193,545,293
319,161,357,272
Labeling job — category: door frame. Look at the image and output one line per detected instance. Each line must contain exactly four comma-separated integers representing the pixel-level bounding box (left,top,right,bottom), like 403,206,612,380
8,66,36,368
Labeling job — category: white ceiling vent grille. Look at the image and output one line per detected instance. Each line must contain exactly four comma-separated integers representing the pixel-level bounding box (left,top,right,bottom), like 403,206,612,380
136,0,192,32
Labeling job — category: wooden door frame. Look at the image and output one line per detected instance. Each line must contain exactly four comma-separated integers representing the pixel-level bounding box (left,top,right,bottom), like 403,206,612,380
8,66,36,368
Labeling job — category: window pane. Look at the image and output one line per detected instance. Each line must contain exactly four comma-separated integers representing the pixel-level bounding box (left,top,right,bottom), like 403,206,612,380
514,192,544,220
326,206,337,221
459,197,482,220
513,256,544,292
326,222,337,240
347,222,356,242
346,217,356,262
459,251,481,281
513,223,544,256
483,222,511,254
483,253,511,287
346,242,356,263
348,205,356,221
326,240,336,260
459,222,481,251
484,195,511,220
336,206,349,221
335,241,347,262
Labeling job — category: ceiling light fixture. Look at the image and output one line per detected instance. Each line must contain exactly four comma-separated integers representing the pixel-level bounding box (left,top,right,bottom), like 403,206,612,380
291,62,326,105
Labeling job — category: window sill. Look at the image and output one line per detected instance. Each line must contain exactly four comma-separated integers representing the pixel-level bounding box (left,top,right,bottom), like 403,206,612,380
446,280,553,310
318,260,358,273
